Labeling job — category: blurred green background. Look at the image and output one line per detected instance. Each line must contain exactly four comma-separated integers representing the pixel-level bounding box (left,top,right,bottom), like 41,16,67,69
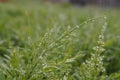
0,0,120,78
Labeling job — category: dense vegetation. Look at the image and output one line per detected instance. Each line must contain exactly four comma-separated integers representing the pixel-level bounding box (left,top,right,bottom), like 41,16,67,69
0,2,120,80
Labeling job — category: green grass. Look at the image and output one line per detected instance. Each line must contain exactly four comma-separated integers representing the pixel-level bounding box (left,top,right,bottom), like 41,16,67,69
0,2,120,80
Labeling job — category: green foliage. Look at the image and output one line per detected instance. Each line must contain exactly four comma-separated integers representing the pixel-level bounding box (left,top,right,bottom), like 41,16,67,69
0,2,120,80
0,70,5,80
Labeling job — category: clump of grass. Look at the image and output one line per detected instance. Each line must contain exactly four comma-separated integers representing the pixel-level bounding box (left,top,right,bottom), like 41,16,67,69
78,19,107,80
0,3,120,79
0,16,115,80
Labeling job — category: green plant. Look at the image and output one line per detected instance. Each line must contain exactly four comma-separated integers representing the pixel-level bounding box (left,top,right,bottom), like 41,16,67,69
0,2,120,80
0,16,111,80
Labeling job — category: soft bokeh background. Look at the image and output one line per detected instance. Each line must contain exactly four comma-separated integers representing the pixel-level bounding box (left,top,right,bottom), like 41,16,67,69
0,0,120,79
